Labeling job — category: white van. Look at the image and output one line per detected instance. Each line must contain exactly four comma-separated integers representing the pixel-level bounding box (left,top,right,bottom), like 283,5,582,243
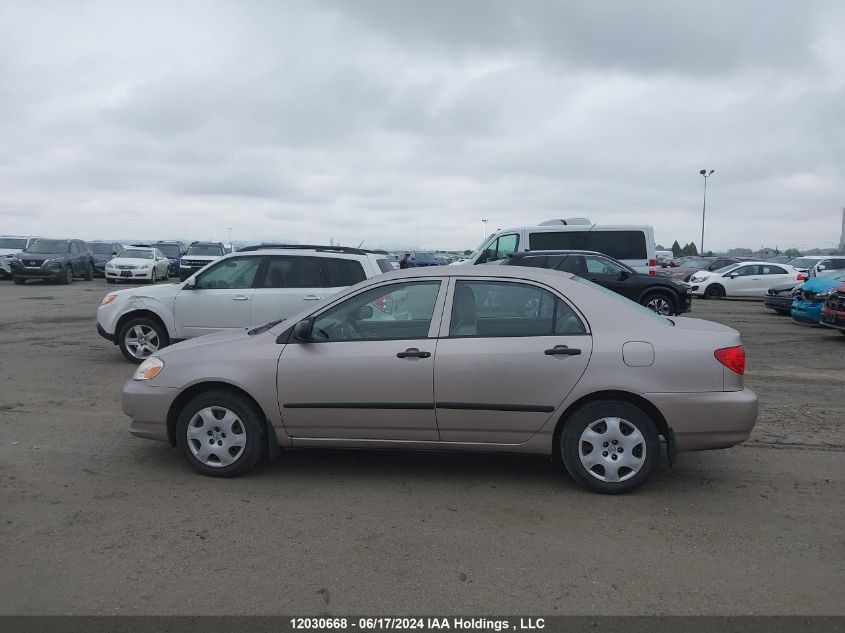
458,219,658,275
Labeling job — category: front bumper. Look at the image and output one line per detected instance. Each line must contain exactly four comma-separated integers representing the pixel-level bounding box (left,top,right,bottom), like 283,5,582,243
0,257,12,276
646,388,758,452
97,323,115,342
11,264,65,281
791,301,823,326
106,268,153,280
820,306,845,330
122,379,181,443
764,295,794,311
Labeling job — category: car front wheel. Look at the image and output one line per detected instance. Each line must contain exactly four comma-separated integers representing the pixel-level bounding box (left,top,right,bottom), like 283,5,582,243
561,400,660,494
84,262,94,280
176,391,266,477
60,265,73,285
704,284,725,299
642,291,676,316
118,316,168,363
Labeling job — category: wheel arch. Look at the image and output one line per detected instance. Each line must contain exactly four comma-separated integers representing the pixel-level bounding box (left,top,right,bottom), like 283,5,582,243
637,286,676,305
165,381,277,456
114,309,173,345
552,390,670,460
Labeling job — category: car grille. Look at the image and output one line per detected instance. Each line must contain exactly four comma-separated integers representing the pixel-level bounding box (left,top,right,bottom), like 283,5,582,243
116,265,137,270
826,293,845,310
181,260,208,267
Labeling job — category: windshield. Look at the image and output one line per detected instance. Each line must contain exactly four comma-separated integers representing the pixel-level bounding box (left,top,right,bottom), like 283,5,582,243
118,249,154,259
186,245,223,256
156,244,181,257
90,243,115,254
714,264,739,273
788,258,818,269
0,238,27,249
26,239,68,254
679,259,707,269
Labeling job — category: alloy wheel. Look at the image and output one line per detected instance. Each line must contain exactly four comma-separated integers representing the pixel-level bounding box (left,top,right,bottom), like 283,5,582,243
578,417,646,482
186,406,247,467
646,296,673,315
124,324,160,359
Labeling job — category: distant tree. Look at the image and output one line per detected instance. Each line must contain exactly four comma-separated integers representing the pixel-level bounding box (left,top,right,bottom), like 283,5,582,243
655,244,665,250
687,242,699,256
705,250,714,257
784,248,801,258
671,240,682,257
463,249,472,256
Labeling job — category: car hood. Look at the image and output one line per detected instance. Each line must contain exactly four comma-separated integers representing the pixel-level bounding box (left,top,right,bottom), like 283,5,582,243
801,277,842,292
671,316,738,335
108,281,183,302
0,249,24,257
109,258,155,266
156,327,253,358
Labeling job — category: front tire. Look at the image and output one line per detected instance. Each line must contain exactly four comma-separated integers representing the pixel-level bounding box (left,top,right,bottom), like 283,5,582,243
117,316,169,364
176,391,266,477
704,284,725,300
13,277,25,285
84,262,94,280
561,400,660,494
60,265,73,285
107,278,116,284
149,269,157,284
641,291,676,316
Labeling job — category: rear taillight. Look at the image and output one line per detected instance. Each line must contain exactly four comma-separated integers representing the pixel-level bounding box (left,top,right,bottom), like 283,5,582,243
715,346,745,375
648,259,656,276
797,273,807,280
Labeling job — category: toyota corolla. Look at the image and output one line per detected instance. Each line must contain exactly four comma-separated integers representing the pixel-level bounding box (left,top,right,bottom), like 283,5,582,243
122,266,758,494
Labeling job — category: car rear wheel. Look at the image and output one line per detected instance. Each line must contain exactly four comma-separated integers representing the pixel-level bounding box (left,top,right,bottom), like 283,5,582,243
176,391,266,477
60,265,73,285
561,400,659,494
118,316,168,364
642,291,676,316
84,262,94,280
704,284,725,300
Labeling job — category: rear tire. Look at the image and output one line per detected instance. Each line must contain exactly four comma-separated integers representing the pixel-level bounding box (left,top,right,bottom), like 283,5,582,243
704,284,725,300
60,265,73,285
561,400,660,494
149,269,157,284
641,291,676,316
117,316,169,364
176,390,266,477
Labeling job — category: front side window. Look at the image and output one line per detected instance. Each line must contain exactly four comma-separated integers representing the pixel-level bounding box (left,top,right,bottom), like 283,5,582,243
262,257,321,288
584,255,624,275
70,242,80,255
311,281,441,342
319,258,367,287
449,280,586,338
487,234,519,262
195,257,261,290
732,265,759,277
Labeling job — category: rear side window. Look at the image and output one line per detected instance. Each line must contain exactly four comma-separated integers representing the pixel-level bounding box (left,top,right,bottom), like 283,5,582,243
529,231,647,260
376,258,394,273
262,257,321,288
319,258,367,287
762,265,787,275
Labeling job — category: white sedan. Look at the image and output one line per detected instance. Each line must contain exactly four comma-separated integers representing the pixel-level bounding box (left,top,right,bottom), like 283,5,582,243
690,261,802,299
105,247,171,284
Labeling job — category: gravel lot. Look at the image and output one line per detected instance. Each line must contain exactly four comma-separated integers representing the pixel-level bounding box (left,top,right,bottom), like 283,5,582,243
1,278,843,615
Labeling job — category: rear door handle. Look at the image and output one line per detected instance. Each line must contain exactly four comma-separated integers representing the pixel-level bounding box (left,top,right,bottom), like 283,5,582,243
544,345,581,356
397,348,431,359
232,295,251,301
302,295,322,301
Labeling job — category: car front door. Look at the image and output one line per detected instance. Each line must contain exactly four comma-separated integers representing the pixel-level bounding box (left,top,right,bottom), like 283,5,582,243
173,256,262,338
722,265,760,296
433,278,592,443
68,241,81,274
277,280,446,441
249,256,326,327
581,255,636,300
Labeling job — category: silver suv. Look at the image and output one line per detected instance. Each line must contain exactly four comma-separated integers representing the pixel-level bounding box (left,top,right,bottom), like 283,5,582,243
97,245,392,363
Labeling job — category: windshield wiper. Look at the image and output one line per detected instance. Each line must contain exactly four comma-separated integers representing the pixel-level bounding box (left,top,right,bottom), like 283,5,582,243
248,319,285,336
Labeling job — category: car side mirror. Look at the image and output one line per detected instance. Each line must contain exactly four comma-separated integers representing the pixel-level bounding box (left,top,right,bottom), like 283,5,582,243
293,319,313,342
477,249,491,264
184,277,197,289
817,265,825,271
358,305,374,320
725,272,738,278
617,270,630,281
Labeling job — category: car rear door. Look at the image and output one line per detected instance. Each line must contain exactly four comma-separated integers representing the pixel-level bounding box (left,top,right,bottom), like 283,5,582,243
581,255,636,300
277,279,446,440
249,256,326,327
173,256,262,338
433,278,592,443
758,265,791,293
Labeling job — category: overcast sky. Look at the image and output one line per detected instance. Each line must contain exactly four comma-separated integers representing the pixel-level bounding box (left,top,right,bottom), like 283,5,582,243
1,1,843,252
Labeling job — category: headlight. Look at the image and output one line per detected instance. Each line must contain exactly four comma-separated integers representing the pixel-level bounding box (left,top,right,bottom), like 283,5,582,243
815,290,832,299
101,293,117,305
140,264,151,269
133,357,164,380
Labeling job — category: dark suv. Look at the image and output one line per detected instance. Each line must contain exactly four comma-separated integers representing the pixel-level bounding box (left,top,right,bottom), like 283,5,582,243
154,241,187,277
503,250,692,316
89,241,124,276
11,239,95,285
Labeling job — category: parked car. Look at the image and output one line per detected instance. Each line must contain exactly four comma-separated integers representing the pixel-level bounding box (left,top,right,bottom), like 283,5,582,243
820,282,845,335
806,256,845,279
765,255,792,264
154,241,187,278
764,281,802,315
98,245,384,363
11,239,95,284
458,219,658,275
690,262,802,299
0,235,39,279
502,250,691,316
179,242,227,281
660,257,747,283
790,270,845,326
105,246,171,284
121,265,757,494
412,252,442,267
786,256,825,278
89,241,124,276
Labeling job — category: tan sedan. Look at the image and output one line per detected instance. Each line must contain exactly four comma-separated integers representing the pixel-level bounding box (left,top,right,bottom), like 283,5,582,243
122,266,758,494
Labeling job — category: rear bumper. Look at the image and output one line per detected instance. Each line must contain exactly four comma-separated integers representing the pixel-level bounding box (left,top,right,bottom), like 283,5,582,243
646,388,758,452
764,295,793,311
122,379,180,443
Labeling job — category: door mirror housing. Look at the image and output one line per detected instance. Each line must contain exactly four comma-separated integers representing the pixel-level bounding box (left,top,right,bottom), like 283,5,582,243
293,319,313,342
817,265,826,271
184,277,197,289
617,270,630,281
725,272,738,278
357,305,374,320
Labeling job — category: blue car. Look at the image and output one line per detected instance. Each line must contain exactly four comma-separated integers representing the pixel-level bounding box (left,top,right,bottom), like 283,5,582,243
411,251,442,267
791,270,845,326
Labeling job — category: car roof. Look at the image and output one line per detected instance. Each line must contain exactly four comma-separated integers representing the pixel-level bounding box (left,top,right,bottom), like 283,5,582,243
509,250,604,257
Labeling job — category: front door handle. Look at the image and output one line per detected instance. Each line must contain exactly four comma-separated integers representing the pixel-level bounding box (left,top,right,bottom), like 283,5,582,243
302,295,321,301
232,295,251,301
544,345,581,356
397,348,431,359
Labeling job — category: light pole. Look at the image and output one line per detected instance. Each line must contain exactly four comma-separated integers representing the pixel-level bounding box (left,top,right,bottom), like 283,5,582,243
226,227,233,246
482,219,488,241
699,169,714,255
